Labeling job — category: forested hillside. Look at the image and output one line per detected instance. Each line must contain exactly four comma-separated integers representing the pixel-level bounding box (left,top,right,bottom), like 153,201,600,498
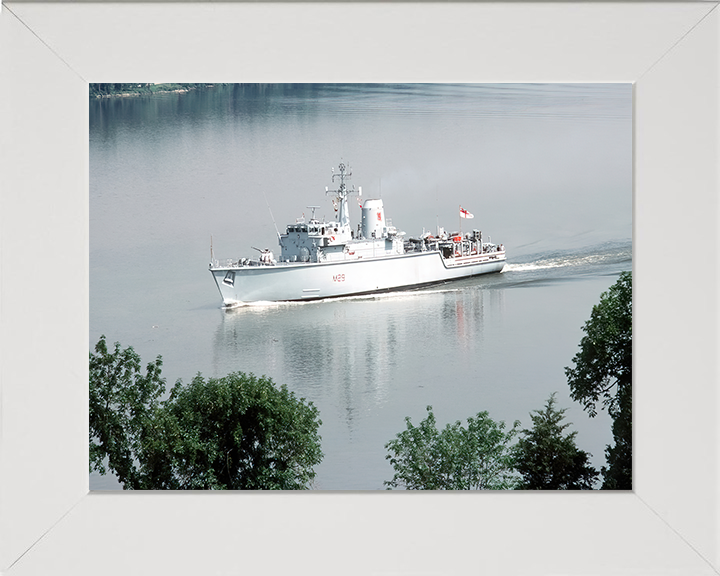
90,83,221,97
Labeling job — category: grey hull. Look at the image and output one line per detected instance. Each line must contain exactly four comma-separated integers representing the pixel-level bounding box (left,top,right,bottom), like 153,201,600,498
210,250,505,305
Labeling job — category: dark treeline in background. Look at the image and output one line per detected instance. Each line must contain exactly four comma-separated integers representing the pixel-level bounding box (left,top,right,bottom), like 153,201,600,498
89,83,226,98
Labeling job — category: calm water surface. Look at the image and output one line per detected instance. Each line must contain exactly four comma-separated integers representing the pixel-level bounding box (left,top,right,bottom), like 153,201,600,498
90,84,631,490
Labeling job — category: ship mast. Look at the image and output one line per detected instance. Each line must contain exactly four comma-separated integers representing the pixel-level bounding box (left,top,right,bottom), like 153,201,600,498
326,162,360,229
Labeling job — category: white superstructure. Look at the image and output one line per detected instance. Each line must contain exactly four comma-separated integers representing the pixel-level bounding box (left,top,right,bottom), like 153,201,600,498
209,163,506,305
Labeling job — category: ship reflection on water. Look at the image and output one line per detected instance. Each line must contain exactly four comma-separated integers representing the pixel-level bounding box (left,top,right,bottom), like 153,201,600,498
211,284,508,489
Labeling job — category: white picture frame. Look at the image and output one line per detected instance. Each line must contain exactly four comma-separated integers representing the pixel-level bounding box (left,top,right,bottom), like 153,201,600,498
1,2,718,574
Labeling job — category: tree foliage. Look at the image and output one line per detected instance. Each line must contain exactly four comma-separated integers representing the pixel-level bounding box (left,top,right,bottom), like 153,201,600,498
143,373,323,490
513,394,598,490
89,335,166,489
565,271,632,489
90,337,323,490
384,406,520,490
600,381,632,490
89,83,230,98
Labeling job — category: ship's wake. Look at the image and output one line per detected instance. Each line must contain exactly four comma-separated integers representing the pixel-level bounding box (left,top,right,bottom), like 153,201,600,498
505,241,632,274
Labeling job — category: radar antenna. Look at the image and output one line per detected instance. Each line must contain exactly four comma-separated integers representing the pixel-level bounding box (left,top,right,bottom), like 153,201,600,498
307,206,321,221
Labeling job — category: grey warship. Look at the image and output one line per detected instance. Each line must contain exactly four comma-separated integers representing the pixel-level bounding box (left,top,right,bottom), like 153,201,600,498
209,163,506,305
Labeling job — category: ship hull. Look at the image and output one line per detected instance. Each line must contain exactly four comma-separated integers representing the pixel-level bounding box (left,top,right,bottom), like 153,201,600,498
210,250,505,305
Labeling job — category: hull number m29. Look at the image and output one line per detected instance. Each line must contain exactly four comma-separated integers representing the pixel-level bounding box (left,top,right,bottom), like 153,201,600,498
333,273,346,282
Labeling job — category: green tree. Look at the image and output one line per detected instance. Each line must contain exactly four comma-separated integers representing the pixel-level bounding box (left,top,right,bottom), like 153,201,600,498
90,337,323,490
384,406,520,490
601,382,631,489
143,373,323,490
89,335,166,489
565,271,632,489
513,393,598,490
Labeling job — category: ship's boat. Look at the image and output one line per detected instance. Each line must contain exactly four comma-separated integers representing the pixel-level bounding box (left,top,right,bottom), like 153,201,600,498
209,163,505,305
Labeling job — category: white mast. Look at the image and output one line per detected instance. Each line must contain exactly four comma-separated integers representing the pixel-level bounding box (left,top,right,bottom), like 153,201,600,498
326,162,358,229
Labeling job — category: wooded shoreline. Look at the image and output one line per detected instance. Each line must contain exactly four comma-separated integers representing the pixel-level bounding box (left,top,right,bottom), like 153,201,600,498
90,83,222,98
